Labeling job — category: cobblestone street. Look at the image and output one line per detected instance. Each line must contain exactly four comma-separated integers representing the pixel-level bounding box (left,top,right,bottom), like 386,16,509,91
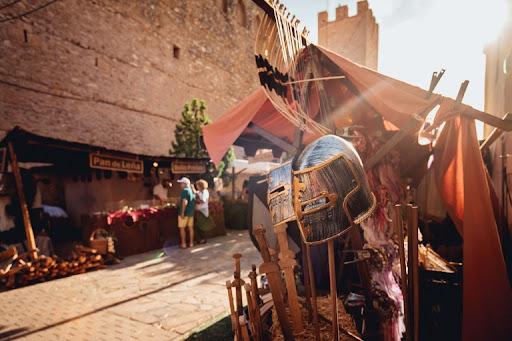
0,231,260,341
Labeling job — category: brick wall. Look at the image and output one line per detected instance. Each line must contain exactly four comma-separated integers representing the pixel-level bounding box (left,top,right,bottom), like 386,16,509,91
318,0,378,70
0,0,262,156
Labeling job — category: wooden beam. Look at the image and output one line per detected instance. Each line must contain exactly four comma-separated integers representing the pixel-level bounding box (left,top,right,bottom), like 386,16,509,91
249,123,298,155
365,71,446,170
365,107,432,170
465,110,512,133
8,142,38,260
480,113,512,150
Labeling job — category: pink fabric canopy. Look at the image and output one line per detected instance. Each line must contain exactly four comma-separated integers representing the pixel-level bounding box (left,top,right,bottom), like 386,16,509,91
203,45,441,164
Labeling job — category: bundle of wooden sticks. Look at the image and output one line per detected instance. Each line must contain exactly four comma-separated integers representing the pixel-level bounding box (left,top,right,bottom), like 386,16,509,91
0,245,105,290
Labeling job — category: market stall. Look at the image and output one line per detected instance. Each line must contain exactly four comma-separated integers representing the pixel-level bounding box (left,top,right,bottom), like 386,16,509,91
204,38,512,340
0,127,223,273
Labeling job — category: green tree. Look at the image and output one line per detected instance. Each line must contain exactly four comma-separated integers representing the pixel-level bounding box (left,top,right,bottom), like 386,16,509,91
170,99,235,179
170,99,210,158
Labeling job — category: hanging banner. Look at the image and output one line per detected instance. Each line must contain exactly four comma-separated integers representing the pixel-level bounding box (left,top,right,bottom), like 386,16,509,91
171,159,206,174
89,153,143,173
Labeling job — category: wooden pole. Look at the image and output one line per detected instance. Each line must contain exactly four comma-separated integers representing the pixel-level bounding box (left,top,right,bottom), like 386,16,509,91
244,283,256,340
232,166,236,200
233,253,244,317
407,205,420,341
328,239,339,340
248,265,263,341
226,280,240,339
249,264,261,305
393,204,409,341
8,142,37,260
480,113,512,150
305,243,321,340
301,241,313,320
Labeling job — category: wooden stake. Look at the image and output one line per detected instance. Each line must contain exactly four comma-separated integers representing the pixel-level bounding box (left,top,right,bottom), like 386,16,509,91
233,253,244,315
407,205,420,341
393,204,409,341
239,315,251,341
244,283,262,340
244,283,255,338
233,270,245,319
249,264,263,340
305,243,320,340
8,142,37,260
301,241,313,320
328,239,339,340
226,280,239,337
245,283,262,341
253,225,294,340
249,264,260,305
275,223,303,335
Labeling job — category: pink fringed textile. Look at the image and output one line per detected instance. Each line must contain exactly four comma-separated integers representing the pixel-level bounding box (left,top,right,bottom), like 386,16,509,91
355,132,405,341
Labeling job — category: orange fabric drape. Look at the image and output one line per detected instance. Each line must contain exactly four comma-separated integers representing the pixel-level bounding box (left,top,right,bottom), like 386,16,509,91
316,45,441,129
203,89,268,164
434,116,512,341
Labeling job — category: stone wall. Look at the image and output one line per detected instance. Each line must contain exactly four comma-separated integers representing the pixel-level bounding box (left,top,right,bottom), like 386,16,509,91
318,0,378,70
0,0,262,156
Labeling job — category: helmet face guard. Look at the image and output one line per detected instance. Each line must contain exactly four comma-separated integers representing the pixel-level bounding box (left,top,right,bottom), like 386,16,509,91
267,162,296,225
292,135,376,244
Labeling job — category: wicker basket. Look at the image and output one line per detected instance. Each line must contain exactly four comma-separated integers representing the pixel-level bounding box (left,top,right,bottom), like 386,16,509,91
89,228,109,255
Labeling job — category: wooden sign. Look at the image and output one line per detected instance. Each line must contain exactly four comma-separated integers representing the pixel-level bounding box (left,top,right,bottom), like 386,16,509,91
171,159,206,174
89,153,143,173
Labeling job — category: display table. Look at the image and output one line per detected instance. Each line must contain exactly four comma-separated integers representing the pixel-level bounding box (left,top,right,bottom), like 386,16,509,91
81,203,226,257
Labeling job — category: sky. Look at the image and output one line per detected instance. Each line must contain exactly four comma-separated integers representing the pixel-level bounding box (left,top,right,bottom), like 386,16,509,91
280,0,510,137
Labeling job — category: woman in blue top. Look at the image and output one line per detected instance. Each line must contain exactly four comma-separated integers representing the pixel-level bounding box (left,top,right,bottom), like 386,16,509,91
177,177,196,248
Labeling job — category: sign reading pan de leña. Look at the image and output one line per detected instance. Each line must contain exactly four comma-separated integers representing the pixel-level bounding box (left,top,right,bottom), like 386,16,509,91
89,153,144,174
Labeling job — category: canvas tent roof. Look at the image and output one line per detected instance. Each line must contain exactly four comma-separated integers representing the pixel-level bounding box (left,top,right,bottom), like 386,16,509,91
204,45,511,165
202,44,512,340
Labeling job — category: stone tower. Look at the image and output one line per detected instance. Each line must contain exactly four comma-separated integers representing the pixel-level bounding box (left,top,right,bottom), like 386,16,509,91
318,1,379,70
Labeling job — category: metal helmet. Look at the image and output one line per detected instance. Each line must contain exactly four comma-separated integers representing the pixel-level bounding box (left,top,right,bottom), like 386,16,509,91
292,134,376,244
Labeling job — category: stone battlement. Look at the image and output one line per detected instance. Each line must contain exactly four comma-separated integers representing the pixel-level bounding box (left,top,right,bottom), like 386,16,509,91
317,0,379,70
318,1,374,27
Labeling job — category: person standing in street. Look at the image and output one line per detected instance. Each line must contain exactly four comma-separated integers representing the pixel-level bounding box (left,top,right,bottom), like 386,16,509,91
177,177,195,248
194,179,211,244
153,179,171,204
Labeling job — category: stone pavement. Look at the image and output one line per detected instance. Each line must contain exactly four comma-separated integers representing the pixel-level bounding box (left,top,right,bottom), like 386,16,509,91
0,230,260,340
